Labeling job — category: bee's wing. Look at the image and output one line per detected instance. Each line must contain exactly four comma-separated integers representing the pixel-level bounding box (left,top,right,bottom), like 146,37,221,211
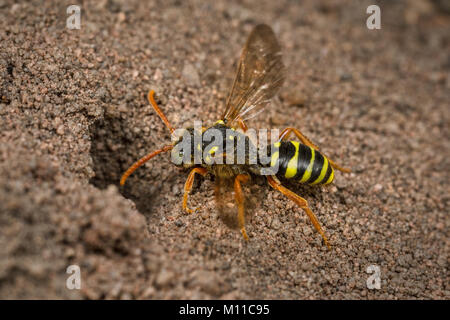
222,24,285,125
214,175,262,232
214,176,239,230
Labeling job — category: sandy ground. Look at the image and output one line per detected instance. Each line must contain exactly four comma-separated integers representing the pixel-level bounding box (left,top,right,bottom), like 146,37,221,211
0,0,449,299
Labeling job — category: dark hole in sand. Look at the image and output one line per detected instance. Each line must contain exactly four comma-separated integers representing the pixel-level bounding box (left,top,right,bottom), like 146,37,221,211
0,61,14,105
88,115,161,217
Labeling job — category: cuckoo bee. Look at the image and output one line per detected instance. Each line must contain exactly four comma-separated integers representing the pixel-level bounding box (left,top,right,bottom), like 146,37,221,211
120,24,350,248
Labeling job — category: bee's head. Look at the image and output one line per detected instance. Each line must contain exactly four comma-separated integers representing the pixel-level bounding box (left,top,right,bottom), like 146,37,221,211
171,127,199,168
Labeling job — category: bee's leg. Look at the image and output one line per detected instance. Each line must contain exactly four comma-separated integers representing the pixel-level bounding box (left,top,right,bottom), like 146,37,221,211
279,127,350,173
148,90,175,135
237,117,248,132
120,145,173,186
279,127,319,149
234,174,250,240
183,167,208,214
267,175,331,249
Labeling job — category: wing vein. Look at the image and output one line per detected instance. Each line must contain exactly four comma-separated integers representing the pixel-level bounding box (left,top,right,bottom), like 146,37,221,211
221,24,285,126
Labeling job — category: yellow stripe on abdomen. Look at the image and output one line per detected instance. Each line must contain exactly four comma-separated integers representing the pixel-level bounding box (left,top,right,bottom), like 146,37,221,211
284,141,299,178
270,151,279,168
299,147,315,183
324,168,334,185
310,156,329,185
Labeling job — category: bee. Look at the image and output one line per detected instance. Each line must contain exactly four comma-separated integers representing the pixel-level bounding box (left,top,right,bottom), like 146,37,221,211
120,24,350,249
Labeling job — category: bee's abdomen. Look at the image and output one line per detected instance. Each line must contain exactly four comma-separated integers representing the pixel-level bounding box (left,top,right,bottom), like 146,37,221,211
270,141,334,185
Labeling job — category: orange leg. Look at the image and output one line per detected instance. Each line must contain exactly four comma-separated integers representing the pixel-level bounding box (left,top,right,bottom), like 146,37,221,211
234,174,250,240
120,90,174,186
237,117,248,132
267,175,331,249
148,90,175,135
120,145,173,186
279,127,351,173
183,167,208,214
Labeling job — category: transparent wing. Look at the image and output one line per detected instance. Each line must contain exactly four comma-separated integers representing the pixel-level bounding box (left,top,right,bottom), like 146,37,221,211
214,175,262,231
214,177,240,230
222,24,285,125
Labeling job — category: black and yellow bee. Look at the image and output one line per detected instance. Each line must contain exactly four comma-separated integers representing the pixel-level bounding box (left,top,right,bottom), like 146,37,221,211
120,24,350,249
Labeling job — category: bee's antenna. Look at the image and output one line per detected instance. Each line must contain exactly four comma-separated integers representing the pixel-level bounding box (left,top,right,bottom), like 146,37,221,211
120,145,173,186
148,90,175,135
